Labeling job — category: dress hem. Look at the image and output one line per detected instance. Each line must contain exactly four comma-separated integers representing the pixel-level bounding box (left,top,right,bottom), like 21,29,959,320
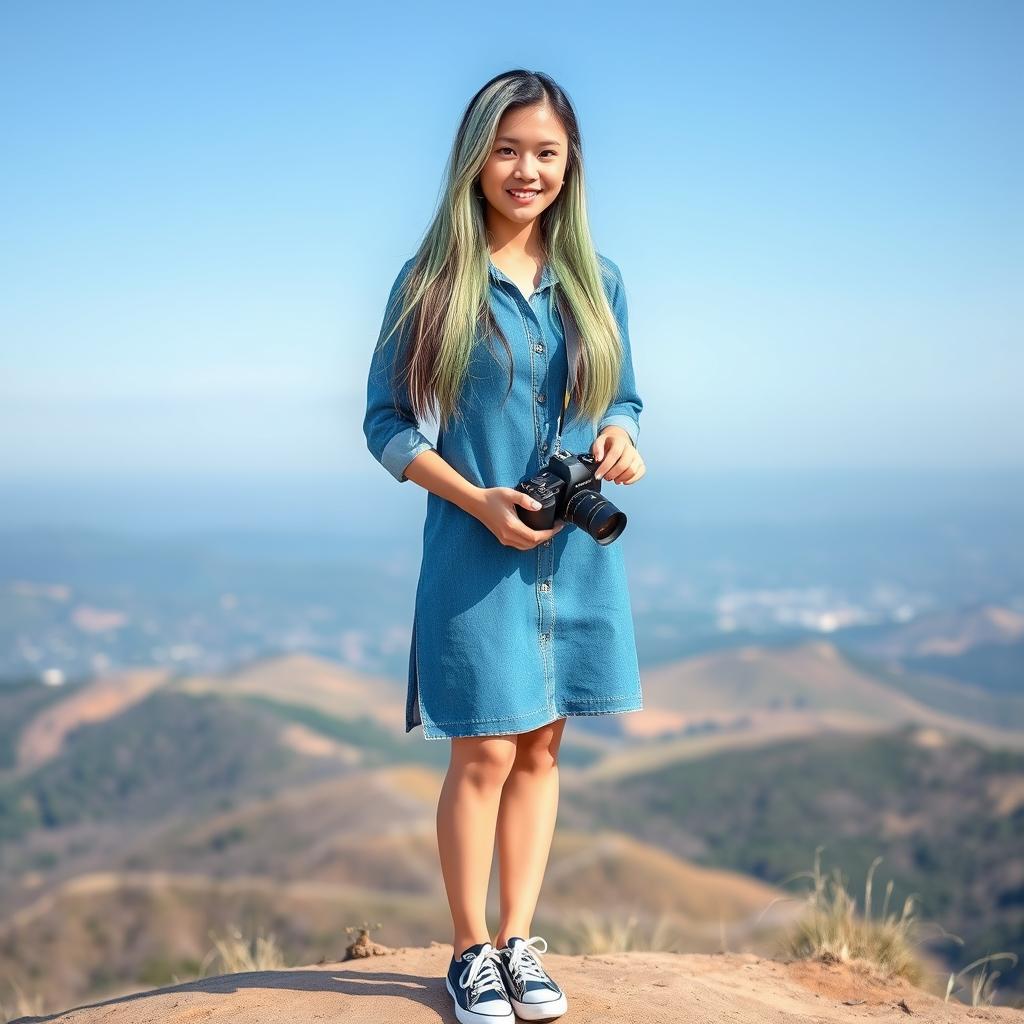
409,699,644,741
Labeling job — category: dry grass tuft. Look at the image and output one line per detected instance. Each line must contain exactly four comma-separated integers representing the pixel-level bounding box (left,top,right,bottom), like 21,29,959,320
773,845,1018,1008
559,907,681,954
0,978,44,1024
200,922,288,975
777,847,926,985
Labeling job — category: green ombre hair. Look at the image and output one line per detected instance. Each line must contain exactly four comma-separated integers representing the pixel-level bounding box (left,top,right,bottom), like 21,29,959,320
381,69,625,433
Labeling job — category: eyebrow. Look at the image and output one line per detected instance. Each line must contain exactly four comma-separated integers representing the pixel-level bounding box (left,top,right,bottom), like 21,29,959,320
495,136,563,146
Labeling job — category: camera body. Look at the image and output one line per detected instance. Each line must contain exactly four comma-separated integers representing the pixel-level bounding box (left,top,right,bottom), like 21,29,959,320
515,448,627,545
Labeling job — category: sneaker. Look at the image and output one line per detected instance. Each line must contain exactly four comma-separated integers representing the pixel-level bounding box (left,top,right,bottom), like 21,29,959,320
496,935,568,1021
445,941,515,1023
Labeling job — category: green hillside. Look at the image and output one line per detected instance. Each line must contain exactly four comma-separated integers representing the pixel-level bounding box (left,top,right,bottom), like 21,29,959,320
0,691,331,844
0,677,80,772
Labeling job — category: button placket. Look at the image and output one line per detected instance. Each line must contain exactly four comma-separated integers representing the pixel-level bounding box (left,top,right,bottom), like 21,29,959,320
494,264,560,696
504,292,545,469
539,540,556,698
505,282,552,466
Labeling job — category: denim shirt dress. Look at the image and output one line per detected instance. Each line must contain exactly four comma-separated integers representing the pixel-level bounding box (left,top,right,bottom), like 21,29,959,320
363,252,644,740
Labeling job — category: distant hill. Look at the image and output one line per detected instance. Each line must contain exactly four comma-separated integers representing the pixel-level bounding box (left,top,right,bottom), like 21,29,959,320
14,668,170,773
842,603,1024,659
900,640,1024,697
169,652,407,734
629,638,1024,746
834,602,1024,698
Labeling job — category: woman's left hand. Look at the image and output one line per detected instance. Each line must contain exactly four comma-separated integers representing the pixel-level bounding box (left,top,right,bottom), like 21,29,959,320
591,426,645,485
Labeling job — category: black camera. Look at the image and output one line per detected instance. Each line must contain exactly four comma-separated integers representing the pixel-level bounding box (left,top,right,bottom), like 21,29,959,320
515,448,627,545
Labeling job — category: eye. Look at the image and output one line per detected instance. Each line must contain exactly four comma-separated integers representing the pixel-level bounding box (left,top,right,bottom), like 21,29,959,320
496,147,559,157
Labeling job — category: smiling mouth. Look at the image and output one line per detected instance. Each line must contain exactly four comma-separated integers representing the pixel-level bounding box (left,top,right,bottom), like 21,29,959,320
507,188,542,202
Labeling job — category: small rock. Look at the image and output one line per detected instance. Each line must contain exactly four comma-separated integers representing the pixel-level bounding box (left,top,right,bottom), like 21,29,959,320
344,927,393,959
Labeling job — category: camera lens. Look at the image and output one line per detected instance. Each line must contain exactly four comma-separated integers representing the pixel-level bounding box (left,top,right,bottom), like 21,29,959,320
563,488,627,544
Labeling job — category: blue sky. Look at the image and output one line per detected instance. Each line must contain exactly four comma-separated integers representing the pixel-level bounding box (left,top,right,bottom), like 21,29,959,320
1,0,1021,485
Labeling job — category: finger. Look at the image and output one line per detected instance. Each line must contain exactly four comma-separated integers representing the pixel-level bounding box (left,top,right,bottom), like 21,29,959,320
530,527,564,548
508,488,544,512
524,520,565,544
618,460,643,483
512,518,565,548
503,517,552,546
501,526,536,550
611,454,642,484
594,439,624,479
597,449,631,482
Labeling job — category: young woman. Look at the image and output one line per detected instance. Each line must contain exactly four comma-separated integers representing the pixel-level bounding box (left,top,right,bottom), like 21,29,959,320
363,69,646,1024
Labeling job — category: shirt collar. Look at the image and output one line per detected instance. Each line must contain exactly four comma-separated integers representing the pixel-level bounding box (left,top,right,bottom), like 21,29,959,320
487,258,559,293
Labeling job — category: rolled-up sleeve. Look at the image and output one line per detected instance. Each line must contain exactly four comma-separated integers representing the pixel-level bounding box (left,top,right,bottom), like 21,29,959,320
597,257,643,448
363,259,436,482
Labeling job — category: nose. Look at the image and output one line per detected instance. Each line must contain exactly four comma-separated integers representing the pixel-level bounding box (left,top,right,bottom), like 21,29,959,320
514,155,540,182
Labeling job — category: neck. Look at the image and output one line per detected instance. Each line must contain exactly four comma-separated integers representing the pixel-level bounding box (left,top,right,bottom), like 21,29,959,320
484,213,546,262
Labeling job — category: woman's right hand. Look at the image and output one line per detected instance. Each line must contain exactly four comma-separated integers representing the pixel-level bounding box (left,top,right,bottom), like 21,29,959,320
472,487,566,550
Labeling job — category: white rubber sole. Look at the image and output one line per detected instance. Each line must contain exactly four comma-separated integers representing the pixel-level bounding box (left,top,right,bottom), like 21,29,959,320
445,974,515,1024
507,989,569,1022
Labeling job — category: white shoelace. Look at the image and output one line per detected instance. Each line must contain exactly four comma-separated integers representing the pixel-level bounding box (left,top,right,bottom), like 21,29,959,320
506,935,553,989
459,945,507,1003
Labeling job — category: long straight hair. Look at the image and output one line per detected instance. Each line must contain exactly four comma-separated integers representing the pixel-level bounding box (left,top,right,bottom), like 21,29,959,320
380,69,624,433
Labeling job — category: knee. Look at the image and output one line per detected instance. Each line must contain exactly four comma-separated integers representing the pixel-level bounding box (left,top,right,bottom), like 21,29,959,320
451,736,517,788
512,731,560,774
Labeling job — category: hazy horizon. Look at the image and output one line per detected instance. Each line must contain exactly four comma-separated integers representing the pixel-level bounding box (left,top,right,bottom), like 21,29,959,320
1,464,1021,536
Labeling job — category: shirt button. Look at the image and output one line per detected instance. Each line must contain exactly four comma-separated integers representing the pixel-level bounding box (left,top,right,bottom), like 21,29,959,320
539,581,550,591
534,343,544,354
537,393,546,404
542,540,551,547
539,442,548,453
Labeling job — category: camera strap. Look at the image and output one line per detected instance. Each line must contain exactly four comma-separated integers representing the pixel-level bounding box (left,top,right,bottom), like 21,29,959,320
553,287,582,454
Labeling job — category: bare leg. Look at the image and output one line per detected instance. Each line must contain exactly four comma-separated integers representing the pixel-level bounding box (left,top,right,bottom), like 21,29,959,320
437,734,518,956
493,717,566,948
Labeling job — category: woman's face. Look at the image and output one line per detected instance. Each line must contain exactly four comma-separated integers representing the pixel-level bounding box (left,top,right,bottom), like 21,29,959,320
478,101,569,228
